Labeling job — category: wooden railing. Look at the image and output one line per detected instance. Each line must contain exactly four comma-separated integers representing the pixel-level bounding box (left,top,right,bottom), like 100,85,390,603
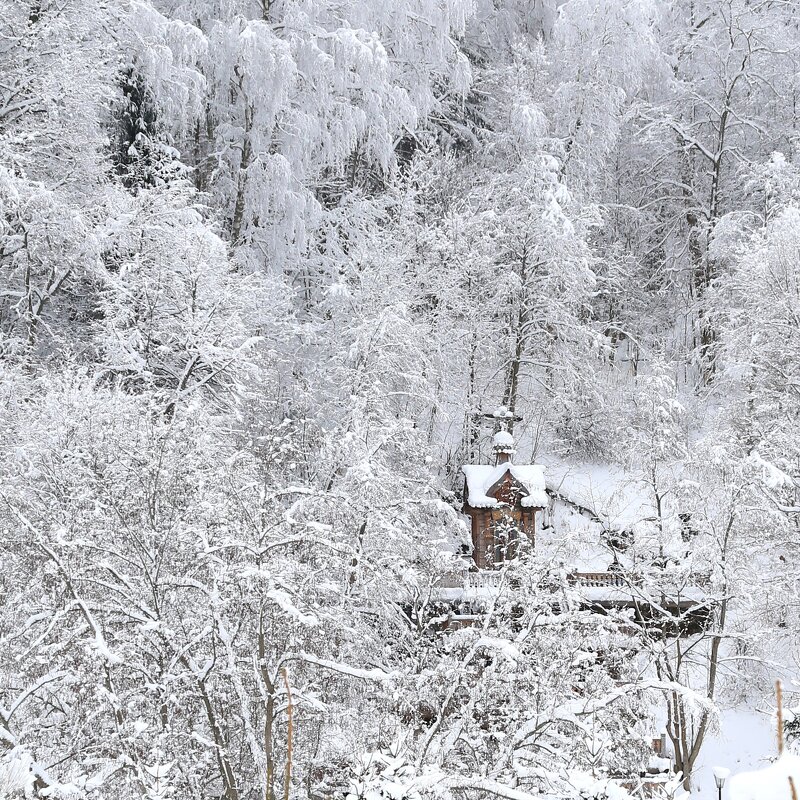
435,569,505,590
466,570,504,589
570,571,628,588
435,571,465,589
438,569,642,592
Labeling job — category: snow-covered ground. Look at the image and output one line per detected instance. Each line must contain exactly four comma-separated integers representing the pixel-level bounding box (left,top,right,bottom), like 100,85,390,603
693,708,777,797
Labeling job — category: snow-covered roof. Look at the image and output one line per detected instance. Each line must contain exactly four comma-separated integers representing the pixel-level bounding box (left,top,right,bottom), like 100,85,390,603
492,431,515,450
462,463,547,508
542,460,658,530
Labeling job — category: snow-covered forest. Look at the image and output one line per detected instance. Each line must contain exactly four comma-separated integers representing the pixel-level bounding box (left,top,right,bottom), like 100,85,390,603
2,0,800,797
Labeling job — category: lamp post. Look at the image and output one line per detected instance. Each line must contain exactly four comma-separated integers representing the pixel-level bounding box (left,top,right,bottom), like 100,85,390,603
713,766,730,800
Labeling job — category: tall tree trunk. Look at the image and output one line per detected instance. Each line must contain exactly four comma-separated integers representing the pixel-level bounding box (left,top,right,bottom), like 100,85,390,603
231,96,254,249
258,612,277,800
502,247,531,429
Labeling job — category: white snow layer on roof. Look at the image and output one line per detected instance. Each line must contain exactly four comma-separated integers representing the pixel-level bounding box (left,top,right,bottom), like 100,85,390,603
462,464,547,508
493,430,515,448
542,459,657,529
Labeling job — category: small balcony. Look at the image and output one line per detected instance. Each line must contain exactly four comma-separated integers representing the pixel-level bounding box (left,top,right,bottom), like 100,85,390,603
436,568,637,593
435,568,505,591
568,570,636,588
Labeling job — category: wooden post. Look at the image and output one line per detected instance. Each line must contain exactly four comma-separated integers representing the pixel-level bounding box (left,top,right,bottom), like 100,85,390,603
282,668,293,800
775,679,799,800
